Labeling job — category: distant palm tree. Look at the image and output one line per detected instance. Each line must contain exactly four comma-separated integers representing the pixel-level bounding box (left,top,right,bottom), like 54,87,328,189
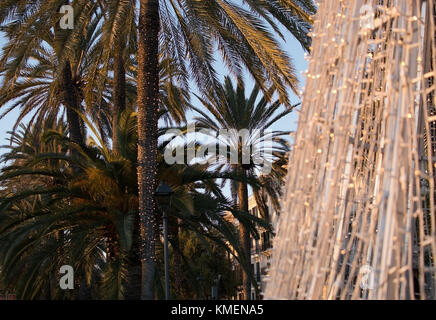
192,76,295,299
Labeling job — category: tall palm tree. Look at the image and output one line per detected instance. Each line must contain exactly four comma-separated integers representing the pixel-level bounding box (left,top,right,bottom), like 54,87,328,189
192,76,296,299
99,1,136,149
136,0,315,299
0,5,189,298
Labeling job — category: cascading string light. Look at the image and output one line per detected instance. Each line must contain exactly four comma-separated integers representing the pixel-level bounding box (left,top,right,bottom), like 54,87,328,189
265,0,436,300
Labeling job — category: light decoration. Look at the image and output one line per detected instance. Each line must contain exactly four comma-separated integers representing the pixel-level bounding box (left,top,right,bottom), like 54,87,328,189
265,0,436,299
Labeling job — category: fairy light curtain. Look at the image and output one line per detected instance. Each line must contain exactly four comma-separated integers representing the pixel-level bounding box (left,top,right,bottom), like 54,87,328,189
265,0,436,299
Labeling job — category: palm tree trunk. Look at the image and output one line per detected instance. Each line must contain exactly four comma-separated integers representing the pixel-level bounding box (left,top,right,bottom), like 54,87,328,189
238,171,251,300
231,180,238,207
60,61,85,179
76,277,92,300
125,215,142,299
55,2,84,164
61,61,85,148
137,0,160,300
112,41,126,150
173,218,184,297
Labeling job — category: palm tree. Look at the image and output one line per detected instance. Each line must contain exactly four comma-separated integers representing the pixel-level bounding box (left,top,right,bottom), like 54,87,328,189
0,0,316,298
0,2,110,150
136,0,315,299
0,109,261,299
97,1,137,148
192,76,296,299
0,6,189,298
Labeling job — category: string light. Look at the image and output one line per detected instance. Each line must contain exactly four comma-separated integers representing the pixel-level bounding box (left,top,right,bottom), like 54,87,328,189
266,0,436,300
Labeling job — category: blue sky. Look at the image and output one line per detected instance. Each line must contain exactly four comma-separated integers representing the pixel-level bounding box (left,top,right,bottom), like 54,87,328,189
0,27,308,155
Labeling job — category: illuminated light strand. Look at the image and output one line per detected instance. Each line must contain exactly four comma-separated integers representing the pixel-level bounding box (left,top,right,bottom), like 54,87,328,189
266,0,436,300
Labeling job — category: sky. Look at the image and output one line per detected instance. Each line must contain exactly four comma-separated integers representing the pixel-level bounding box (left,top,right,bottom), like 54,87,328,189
0,24,308,158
